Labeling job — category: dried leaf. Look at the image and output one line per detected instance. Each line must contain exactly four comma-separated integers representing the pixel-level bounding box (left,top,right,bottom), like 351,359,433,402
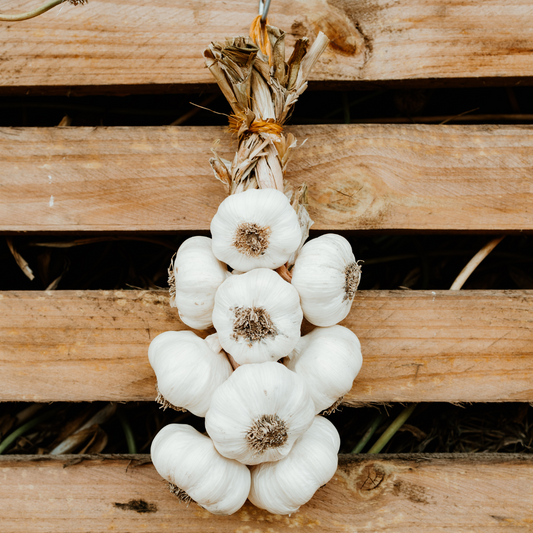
296,32,330,88
50,403,116,455
209,143,233,194
398,424,428,441
251,69,276,120
57,115,71,127
204,50,242,114
287,183,314,268
81,426,108,454
267,25,287,86
7,238,34,280
46,406,98,451
286,38,309,91
0,414,16,439
45,257,70,290
15,403,45,425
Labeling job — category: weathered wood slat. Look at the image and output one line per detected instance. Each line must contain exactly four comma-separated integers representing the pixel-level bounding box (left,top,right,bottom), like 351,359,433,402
3,124,533,233
1,454,532,532
2,0,533,93
2,290,532,403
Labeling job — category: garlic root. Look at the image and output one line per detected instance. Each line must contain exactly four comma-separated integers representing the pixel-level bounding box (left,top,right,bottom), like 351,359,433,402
155,385,187,413
168,483,193,505
321,396,344,416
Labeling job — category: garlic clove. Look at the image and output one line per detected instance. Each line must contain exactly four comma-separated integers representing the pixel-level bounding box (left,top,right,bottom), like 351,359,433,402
284,325,362,414
205,362,315,465
151,424,251,515
170,236,230,330
210,188,302,272
212,268,303,364
291,234,362,327
148,331,232,417
248,416,340,515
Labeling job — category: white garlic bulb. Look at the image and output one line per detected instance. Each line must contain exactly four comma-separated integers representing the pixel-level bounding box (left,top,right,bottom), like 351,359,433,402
205,362,315,465
170,236,230,330
291,234,361,327
284,325,362,414
249,416,340,515
148,331,232,417
210,188,302,271
212,268,303,364
151,424,251,515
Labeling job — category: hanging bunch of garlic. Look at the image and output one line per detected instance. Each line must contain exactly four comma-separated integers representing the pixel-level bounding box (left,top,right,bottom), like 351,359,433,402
148,19,364,517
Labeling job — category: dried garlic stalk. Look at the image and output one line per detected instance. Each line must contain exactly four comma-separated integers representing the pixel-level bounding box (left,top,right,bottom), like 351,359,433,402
204,26,328,194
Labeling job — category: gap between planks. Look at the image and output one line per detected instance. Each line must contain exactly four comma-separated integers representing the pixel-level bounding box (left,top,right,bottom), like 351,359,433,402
2,0,533,93
2,124,533,233
1,289,533,403
0,453,532,532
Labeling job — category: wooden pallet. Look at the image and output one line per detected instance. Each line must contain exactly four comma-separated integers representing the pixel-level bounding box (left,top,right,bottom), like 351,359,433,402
1,1,533,531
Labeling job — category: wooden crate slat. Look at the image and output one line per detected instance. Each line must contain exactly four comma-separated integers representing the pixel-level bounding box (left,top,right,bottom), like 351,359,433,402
2,289,532,403
1,453,532,532
3,124,533,232
2,0,533,93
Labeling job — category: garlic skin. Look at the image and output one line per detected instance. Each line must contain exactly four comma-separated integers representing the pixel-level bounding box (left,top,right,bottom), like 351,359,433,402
205,362,315,465
284,326,362,414
291,234,361,327
151,424,250,515
210,188,302,271
148,331,232,417
171,236,230,330
249,416,340,515
212,268,303,364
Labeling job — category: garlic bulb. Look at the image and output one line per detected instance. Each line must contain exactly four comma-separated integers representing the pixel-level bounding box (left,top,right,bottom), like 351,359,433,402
210,188,301,271
170,236,230,330
212,268,303,364
151,424,250,515
148,331,232,417
284,325,362,414
205,362,315,465
291,234,361,327
249,416,340,515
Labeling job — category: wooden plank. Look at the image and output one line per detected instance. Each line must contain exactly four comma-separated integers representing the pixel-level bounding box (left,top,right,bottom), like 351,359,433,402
3,124,533,233
2,289,533,403
1,453,532,532
2,0,533,94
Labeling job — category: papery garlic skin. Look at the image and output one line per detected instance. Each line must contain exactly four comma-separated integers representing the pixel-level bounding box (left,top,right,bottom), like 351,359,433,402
205,362,315,465
212,268,303,364
291,234,361,327
210,188,301,271
148,331,232,417
285,326,362,414
171,236,230,330
151,424,250,515
249,416,340,515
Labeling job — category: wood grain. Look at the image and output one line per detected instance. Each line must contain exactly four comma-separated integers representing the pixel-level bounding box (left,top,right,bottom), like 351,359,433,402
2,0,533,93
3,124,533,233
2,289,533,403
1,453,532,532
